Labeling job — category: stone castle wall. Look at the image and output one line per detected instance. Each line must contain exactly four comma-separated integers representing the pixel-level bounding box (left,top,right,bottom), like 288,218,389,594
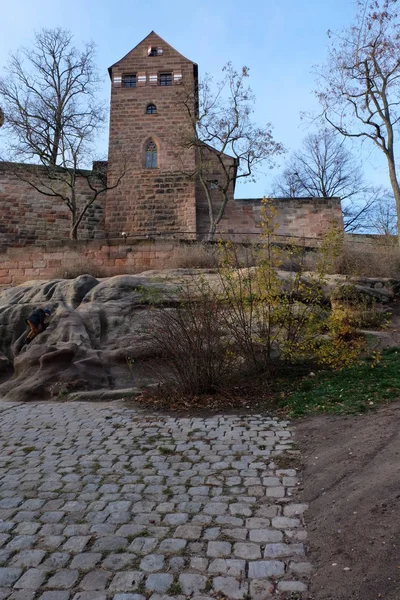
217,197,344,240
0,238,179,285
0,161,343,248
105,32,197,236
0,32,344,259
0,224,351,287
0,164,105,249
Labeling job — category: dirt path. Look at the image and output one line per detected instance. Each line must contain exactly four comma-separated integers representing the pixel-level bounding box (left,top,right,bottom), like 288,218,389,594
295,402,400,600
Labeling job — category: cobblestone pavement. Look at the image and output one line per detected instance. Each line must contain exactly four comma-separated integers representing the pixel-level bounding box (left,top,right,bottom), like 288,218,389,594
0,401,311,600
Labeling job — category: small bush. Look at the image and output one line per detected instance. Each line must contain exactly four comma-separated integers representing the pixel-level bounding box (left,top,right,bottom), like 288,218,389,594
145,201,368,401
331,284,372,305
168,243,218,269
316,311,365,370
148,278,237,397
331,284,390,330
215,202,343,372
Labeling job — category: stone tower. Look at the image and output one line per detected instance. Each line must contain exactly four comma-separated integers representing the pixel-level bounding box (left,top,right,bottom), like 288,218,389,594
105,32,198,236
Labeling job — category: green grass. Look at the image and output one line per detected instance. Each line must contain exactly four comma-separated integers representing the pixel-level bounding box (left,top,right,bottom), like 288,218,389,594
22,446,37,454
158,446,174,456
164,486,174,500
167,582,182,595
280,348,400,417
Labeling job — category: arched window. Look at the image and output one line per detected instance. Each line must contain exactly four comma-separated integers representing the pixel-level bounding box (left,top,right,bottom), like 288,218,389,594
146,104,157,114
145,140,158,168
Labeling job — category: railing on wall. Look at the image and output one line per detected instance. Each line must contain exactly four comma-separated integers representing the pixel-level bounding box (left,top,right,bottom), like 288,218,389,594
1,230,396,255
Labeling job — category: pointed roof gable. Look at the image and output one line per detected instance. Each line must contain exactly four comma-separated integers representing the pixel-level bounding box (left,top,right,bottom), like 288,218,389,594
108,31,197,78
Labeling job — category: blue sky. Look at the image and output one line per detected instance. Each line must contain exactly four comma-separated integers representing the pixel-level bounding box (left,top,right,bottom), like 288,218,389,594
0,0,390,198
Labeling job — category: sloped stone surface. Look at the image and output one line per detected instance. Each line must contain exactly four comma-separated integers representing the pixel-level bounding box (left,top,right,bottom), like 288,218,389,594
0,270,398,402
0,273,174,401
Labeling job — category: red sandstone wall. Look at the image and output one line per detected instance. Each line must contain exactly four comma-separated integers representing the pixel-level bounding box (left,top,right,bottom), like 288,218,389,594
0,239,177,285
0,226,348,287
217,197,344,240
0,164,105,248
0,160,344,248
105,32,197,236
0,35,346,249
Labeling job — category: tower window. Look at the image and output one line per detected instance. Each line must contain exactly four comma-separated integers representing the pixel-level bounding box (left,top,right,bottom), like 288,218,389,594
148,46,163,56
159,73,172,86
146,104,157,114
145,140,158,168
123,74,136,88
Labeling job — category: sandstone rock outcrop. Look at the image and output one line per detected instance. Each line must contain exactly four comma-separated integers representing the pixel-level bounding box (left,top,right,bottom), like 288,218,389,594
0,273,176,401
0,269,398,402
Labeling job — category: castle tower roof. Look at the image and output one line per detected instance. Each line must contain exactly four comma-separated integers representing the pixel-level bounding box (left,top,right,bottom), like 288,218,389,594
108,31,197,78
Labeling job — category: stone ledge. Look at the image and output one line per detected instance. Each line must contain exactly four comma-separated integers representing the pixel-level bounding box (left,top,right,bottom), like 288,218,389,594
67,388,140,402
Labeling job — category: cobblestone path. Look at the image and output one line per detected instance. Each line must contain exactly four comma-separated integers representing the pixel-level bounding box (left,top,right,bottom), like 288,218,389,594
0,402,311,600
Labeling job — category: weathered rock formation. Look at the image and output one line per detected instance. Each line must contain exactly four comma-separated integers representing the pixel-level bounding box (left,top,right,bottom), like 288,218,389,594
0,273,179,402
0,269,398,402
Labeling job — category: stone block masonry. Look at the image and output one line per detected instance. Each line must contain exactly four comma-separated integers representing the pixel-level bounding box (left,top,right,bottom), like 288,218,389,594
0,31,345,256
0,238,178,285
0,163,106,249
105,31,198,238
0,223,350,286
0,157,342,248
0,401,313,598
215,197,344,241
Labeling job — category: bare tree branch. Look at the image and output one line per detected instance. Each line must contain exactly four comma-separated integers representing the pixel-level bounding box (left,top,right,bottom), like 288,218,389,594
272,128,380,232
362,187,398,235
177,63,285,237
314,0,400,242
0,28,123,239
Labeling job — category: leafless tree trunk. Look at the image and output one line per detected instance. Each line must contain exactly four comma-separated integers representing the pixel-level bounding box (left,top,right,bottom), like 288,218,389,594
315,0,400,244
178,63,284,237
9,158,126,240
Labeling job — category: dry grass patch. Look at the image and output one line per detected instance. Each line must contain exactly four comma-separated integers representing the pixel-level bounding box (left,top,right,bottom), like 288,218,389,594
334,241,400,278
52,259,106,279
168,243,218,269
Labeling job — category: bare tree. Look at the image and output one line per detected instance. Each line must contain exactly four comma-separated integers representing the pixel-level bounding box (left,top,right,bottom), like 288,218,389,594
180,63,284,237
315,0,400,243
342,185,389,232
0,28,124,239
272,128,374,231
273,129,364,199
367,188,397,235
